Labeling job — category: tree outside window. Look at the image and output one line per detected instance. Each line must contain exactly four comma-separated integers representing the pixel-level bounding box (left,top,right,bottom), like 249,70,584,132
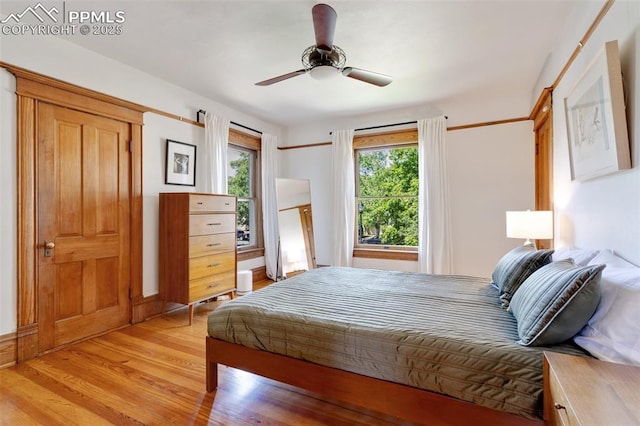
228,146,256,249
356,145,418,248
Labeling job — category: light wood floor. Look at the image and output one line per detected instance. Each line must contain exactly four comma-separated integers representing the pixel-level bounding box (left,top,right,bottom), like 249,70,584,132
0,281,410,425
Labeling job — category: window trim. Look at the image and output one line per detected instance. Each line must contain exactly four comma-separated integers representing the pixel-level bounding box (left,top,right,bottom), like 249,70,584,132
353,129,419,258
353,248,418,261
228,129,263,259
353,128,418,149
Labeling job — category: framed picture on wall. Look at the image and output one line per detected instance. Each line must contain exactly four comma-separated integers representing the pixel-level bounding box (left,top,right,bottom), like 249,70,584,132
165,139,196,186
564,40,630,181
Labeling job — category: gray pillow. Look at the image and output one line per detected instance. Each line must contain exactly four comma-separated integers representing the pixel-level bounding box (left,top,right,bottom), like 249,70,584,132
508,259,604,346
491,244,554,306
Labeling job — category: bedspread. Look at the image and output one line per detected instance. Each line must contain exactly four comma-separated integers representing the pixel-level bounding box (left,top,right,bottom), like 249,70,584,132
207,266,588,419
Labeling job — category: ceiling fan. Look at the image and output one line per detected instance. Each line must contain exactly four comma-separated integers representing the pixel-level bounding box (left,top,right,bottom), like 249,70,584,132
255,3,392,87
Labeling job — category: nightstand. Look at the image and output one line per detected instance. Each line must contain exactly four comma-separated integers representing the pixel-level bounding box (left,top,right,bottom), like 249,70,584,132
543,351,640,425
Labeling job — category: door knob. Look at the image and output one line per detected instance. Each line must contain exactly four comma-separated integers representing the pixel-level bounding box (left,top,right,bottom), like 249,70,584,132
44,240,55,257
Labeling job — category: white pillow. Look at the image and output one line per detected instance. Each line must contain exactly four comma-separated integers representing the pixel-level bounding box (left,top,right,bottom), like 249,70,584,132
573,256,640,366
587,250,636,269
552,246,600,266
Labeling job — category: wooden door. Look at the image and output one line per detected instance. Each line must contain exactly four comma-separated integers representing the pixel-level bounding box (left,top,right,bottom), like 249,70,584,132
37,103,132,350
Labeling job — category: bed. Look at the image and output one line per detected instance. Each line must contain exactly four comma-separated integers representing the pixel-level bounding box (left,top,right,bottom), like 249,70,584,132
206,266,591,424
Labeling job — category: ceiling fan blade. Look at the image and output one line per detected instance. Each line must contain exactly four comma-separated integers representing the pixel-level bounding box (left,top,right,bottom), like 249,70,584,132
342,67,393,87
255,69,307,86
312,3,337,52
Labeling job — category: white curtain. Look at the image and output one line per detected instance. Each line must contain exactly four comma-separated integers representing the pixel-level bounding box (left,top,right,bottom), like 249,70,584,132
261,133,280,280
203,112,229,194
331,129,356,267
418,116,453,274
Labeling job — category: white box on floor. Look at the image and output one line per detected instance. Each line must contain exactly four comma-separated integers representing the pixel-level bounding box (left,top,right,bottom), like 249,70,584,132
237,270,253,295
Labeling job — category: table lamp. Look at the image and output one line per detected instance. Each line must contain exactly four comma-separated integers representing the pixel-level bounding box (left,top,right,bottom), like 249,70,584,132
506,210,553,247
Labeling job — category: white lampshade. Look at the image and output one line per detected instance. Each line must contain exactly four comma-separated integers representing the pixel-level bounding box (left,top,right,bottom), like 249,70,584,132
506,210,553,245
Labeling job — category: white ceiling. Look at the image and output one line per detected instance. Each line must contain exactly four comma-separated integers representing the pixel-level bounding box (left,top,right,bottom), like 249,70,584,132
61,1,578,127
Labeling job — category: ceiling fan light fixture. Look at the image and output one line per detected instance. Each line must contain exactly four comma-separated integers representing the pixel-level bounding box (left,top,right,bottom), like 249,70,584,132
255,4,391,87
309,65,339,81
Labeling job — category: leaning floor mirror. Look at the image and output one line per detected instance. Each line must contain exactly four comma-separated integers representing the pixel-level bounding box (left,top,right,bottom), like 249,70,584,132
275,178,317,278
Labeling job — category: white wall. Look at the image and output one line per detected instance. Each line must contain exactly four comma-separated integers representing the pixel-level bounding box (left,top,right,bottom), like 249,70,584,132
280,146,334,266
142,112,266,296
533,0,640,266
0,36,282,334
282,110,535,277
141,113,202,297
447,121,535,276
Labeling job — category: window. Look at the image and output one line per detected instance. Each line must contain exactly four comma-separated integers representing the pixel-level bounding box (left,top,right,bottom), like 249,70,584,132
356,144,418,250
227,144,258,250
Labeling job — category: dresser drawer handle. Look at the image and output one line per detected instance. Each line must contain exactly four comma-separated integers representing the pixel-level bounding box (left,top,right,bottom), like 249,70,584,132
207,283,220,289
197,202,204,205
554,403,566,411
208,263,221,268
206,243,222,247
207,222,222,226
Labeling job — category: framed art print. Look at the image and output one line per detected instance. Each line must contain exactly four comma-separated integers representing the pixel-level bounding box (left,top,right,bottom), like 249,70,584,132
564,40,630,181
165,139,196,186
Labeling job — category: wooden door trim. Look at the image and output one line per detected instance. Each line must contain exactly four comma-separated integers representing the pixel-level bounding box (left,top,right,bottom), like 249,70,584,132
16,95,38,361
10,68,144,362
531,88,554,250
2,62,146,124
529,87,552,126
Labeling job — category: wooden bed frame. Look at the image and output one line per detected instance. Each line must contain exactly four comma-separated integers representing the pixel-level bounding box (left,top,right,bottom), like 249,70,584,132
206,337,542,425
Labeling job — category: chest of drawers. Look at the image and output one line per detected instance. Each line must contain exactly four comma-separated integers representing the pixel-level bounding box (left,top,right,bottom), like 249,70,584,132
159,192,237,324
